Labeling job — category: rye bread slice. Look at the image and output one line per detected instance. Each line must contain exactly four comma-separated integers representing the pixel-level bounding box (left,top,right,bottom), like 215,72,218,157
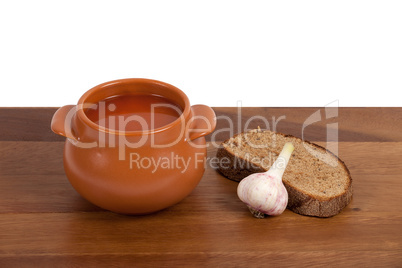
216,129,352,217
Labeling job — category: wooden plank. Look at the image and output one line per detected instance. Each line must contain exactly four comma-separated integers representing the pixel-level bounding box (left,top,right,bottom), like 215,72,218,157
0,171,400,214
212,107,402,142
1,107,402,142
1,251,401,268
1,141,402,176
0,108,64,142
0,212,401,266
316,141,402,176
1,108,402,267
0,142,401,215
0,251,401,267
0,141,64,175
0,211,400,253
0,174,101,213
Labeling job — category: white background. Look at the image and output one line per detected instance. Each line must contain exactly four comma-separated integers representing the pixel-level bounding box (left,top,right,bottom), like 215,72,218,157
0,0,401,107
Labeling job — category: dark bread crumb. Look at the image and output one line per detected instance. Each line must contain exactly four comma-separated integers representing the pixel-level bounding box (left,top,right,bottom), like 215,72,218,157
216,129,353,217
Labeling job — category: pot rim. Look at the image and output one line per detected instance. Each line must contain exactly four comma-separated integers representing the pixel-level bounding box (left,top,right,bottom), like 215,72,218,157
76,78,191,136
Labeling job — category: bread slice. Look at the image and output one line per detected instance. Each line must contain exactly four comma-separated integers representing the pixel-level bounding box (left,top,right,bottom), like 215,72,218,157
216,129,352,217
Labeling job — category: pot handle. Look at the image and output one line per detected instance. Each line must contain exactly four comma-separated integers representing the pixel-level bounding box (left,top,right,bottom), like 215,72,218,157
187,105,216,141
51,105,78,141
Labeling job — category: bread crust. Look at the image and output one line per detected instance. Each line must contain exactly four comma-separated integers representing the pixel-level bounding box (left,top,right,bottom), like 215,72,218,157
216,130,353,217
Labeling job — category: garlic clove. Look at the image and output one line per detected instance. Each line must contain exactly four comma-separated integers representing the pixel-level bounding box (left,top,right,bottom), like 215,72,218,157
237,142,295,218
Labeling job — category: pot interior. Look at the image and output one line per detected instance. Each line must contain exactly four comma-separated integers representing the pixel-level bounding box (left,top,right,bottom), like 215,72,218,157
80,79,188,133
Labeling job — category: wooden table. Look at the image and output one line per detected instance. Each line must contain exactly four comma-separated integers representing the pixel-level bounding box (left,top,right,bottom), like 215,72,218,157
0,107,401,267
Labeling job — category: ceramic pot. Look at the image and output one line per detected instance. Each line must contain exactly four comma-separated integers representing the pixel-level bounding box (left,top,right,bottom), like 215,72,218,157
51,78,216,214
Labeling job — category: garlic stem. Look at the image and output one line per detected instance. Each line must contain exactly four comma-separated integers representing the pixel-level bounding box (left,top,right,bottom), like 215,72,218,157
266,142,295,181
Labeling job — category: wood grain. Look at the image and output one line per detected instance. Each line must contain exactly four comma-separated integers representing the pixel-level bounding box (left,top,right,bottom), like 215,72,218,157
0,108,401,267
1,107,402,142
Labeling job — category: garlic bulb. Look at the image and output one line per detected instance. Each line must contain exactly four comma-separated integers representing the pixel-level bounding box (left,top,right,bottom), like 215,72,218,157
237,142,295,218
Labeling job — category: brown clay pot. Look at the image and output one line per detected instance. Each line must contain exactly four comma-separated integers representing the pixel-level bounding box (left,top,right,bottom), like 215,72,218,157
51,78,216,214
